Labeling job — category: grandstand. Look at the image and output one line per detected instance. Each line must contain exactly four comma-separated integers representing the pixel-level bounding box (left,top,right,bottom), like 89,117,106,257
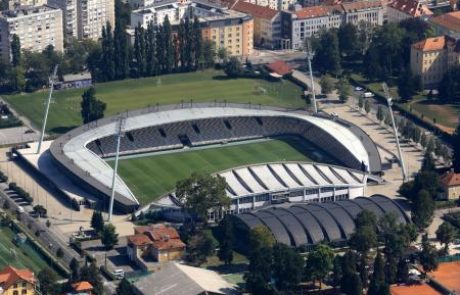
232,195,409,249
49,104,382,213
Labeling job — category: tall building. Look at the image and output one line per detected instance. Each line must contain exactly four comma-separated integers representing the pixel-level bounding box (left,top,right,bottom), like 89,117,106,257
0,266,36,295
7,0,46,10
0,5,64,62
47,0,114,40
130,0,253,57
281,1,383,50
410,35,460,88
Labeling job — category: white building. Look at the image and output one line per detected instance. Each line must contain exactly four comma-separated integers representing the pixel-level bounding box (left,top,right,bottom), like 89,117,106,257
48,0,114,40
0,5,64,62
281,1,383,50
130,0,186,28
7,0,46,10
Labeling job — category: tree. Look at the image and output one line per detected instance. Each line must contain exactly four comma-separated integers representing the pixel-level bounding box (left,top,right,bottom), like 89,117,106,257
11,34,21,67
187,231,216,265
453,122,460,172
101,223,119,250
305,244,334,288
91,211,104,233
116,278,134,295
364,99,371,114
249,225,275,250
397,67,417,100
421,152,436,172
46,219,51,228
217,217,234,265
320,74,335,95
419,234,438,275
412,189,435,229
436,221,458,253
80,261,104,295
349,225,378,255
69,258,80,282
347,273,364,295
397,258,410,284
175,173,230,222
100,22,116,81
358,96,364,110
272,244,304,291
376,105,385,123
223,57,242,78
368,252,388,295
80,87,106,124
338,23,358,56
38,268,58,295
313,30,341,75
56,247,64,258
217,47,228,64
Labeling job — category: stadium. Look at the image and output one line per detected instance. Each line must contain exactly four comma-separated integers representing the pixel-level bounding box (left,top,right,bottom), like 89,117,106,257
42,103,383,218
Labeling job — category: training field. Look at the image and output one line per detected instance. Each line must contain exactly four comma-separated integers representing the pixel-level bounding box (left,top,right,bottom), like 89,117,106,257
3,70,304,134
110,137,335,205
0,226,54,273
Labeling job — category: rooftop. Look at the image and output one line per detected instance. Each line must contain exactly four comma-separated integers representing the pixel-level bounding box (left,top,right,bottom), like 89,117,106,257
412,36,447,51
133,262,237,295
429,261,460,294
63,72,92,83
266,60,292,76
294,5,343,19
0,5,58,18
440,170,460,187
130,224,185,250
71,281,93,292
388,0,432,17
430,11,460,32
0,266,35,290
231,0,278,19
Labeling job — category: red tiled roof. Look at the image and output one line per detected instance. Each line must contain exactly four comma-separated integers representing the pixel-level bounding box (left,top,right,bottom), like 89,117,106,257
72,281,93,292
128,234,153,247
412,36,447,51
390,283,441,295
431,11,460,32
153,239,186,250
294,5,343,19
440,171,460,186
266,60,293,76
0,266,35,290
341,0,383,11
389,0,433,17
232,1,278,19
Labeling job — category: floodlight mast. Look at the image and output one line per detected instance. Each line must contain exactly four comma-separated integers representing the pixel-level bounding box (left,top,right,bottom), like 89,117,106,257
37,65,58,154
108,117,125,222
306,39,318,114
382,83,408,182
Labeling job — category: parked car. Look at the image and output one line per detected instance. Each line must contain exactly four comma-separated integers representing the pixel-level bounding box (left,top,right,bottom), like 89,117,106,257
363,92,375,98
355,86,363,91
112,269,125,279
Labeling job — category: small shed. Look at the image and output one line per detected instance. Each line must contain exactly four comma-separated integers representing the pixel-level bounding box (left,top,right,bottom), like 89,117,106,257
265,60,293,78
61,72,92,89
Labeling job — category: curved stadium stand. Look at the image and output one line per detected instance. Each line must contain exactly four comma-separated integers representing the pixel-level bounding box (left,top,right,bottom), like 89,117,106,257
232,195,409,248
49,104,382,213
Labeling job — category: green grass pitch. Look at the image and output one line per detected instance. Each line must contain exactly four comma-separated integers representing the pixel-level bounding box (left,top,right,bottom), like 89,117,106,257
110,137,329,205
0,226,56,274
3,70,305,134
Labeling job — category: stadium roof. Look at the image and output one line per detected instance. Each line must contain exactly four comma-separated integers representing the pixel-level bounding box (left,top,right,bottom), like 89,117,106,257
233,195,409,247
219,162,365,198
50,104,378,210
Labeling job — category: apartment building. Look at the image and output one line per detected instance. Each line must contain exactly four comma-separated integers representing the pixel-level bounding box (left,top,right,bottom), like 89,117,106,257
48,0,114,40
131,0,253,57
230,0,280,49
410,35,460,88
386,0,432,23
0,266,36,295
281,1,383,50
430,11,460,39
0,5,63,62
223,0,295,11
7,0,46,10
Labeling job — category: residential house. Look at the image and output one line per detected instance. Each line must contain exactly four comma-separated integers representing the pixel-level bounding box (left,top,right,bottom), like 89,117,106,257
132,262,237,295
266,60,293,77
229,0,281,48
0,266,36,295
410,35,460,88
66,281,93,295
60,72,92,89
386,0,433,23
430,11,460,39
439,170,460,200
127,224,186,270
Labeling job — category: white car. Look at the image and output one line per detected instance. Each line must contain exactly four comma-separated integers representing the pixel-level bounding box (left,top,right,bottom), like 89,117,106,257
363,92,375,98
112,269,125,279
355,86,363,91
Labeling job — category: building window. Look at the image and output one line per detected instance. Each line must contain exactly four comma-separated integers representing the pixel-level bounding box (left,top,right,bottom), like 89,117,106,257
22,283,26,287
13,291,18,295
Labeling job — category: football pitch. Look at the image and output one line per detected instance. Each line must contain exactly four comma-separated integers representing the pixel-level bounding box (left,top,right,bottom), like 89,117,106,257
110,137,335,205
3,70,305,134
0,226,55,274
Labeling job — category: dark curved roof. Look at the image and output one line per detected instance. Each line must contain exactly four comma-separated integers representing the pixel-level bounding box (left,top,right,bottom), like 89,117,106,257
292,204,344,243
265,208,310,246
234,195,409,247
288,206,325,244
312,202,356,239
255,211,292,245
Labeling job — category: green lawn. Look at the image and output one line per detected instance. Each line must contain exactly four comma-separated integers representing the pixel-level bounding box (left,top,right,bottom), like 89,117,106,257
0,226,54,274
3,70,305,134
110,137,329,205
